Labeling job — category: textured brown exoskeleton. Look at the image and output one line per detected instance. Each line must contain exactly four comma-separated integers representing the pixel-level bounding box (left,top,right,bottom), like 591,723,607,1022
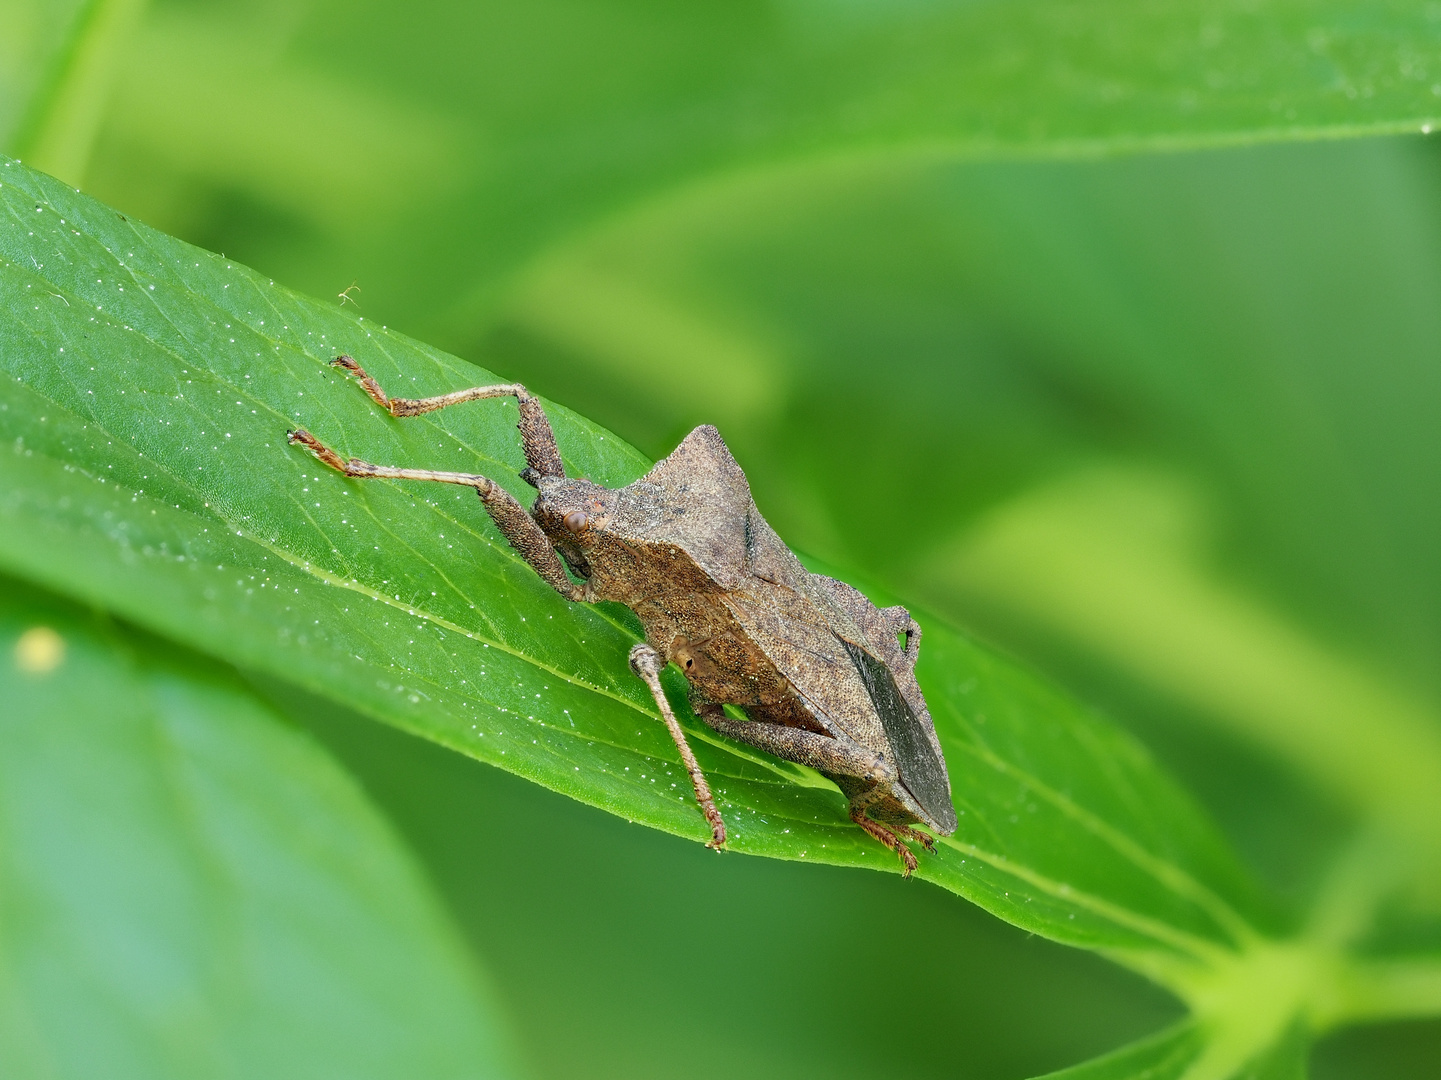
288,356,957,873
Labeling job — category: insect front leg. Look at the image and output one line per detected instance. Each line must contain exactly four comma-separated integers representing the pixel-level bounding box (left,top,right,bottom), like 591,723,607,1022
288,429,591,602
330,355,565,480
628,644,727,849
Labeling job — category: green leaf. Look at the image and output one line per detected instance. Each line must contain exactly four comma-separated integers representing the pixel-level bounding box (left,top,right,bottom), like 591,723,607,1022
1233,1023,1308,1080
7,0,149,186
67,2,1441,339
1034,1022,1206,1079
1034,1018,1310,1079
491,136,1441,901
0,0,91,146
0,576,518,1079
0,159,1266,974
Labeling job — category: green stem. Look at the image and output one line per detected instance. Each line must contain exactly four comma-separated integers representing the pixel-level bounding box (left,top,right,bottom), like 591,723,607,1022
1320,957,1441,1027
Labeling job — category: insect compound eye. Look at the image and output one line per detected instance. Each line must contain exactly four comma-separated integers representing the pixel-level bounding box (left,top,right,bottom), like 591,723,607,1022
563,510,589,533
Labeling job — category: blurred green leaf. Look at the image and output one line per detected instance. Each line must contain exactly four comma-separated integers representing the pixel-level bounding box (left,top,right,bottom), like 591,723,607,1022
1229,1024,1308,1080
1034,1022,1206,1079
99,8,462,233
0,159,1269,973
56,0,1441,337
931,464,1441,866
0,577,517,1079
8,0,149,186
0,0,91,146
1034,1019,1310,1079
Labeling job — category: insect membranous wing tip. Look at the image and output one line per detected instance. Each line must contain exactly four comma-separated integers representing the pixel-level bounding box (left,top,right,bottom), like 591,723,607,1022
840,638,955,833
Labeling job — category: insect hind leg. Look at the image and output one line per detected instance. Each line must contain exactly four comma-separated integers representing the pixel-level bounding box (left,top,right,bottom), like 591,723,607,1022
694,705,924,874
330,354,565,480
848,805,920,876
884,820,937,854
841,783,926,874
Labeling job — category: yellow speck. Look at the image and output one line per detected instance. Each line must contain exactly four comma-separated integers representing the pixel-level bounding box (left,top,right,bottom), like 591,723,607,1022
15,627,65,673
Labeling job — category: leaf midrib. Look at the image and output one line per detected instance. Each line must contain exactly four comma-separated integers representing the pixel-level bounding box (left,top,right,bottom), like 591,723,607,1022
938,834,1229,967
3,392,1259,954
954,741,1256,948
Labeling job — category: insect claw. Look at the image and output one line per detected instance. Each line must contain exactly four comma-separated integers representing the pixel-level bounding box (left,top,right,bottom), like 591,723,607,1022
286,428,352,474
895,823,937,854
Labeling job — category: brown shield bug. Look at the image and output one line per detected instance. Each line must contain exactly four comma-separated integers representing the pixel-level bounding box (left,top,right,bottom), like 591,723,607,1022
289,356,957,874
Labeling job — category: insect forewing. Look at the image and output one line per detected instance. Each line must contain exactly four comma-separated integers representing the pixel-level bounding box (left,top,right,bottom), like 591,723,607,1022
841,639,957,833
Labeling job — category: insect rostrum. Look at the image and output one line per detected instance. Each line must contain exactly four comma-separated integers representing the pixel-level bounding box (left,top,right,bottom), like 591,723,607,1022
288,356,957,874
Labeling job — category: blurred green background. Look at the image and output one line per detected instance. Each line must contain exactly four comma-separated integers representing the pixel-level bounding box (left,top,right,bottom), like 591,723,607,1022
7,0,1441,1075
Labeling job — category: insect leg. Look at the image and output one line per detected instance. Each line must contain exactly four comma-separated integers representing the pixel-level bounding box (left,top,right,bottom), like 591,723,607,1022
847,800,920,876
330,355,565,480
696,707,895,783
699,709,924,874
812,575,921,666
628,644,726,849
288,429,589,602
867,814,937,853
879,605,922,661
